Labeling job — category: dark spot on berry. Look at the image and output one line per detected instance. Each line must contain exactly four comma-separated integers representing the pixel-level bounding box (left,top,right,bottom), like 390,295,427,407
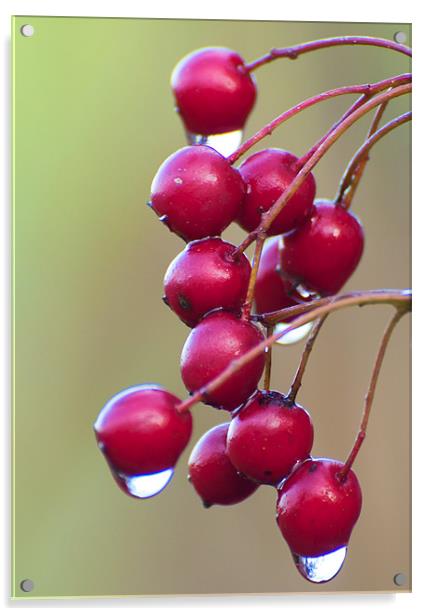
264,469,272,477
146,200,153,209
187,474,192,483
309,462,318,473
178,294,192,311
162,295,170,307
202,500,212,509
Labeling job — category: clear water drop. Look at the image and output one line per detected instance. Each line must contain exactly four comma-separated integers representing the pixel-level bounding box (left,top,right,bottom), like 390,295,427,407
293,546,347,583
186,129,243,157
113,468,174,499
274,321,314,345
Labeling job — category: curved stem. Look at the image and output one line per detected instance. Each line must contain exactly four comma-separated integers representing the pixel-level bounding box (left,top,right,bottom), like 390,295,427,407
227,73,410,166
263,325,274,391
338,308,407,481
335,111,412,207
176,289,411,414
287,316,327,403
234,83,411,254
244,36,411,72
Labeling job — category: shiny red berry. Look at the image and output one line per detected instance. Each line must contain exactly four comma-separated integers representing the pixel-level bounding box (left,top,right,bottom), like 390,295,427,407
180,311,265,411
276,458,362,558
171,47,257,136
280,199,365,295
226,390,314,485
164,238,251,327
188,423,258,507
150,145,245,241
94,384,192,476
237,149,316,236
254,236,302,314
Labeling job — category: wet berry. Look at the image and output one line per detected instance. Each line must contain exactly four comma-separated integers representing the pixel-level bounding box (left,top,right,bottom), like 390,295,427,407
276,458,362,557
188,423,258,506
180,311,265,411
150,145,245,241
164,238,251,327
237,149,316,235
280,200,365,295
171,47,257,135
94,384,192,476
227,390,314,485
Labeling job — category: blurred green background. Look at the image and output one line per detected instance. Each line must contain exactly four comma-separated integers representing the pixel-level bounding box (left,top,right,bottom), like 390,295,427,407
12,17,411,598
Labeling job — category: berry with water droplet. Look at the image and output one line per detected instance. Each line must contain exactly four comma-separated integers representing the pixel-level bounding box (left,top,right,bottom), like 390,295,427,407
188,422,258,506
280,200,365,295
171,47,257,135
150,145,245,241
276,458,362,558
227,390,314,485
180,311,265,411
164,238,251,327
94,384,192,477
237,149,316,235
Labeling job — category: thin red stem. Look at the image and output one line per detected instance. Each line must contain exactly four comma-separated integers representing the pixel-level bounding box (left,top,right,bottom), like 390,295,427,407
227,73,410,166
338,309,407,481
335,111,411,207
287,316,327,403
244,36,411,72
176,290,411,414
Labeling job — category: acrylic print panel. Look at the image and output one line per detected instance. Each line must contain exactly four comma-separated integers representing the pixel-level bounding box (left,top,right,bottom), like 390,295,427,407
12,16,411,598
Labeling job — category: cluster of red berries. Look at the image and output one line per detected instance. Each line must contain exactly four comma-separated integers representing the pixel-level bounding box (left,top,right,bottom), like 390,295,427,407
94,47,366,584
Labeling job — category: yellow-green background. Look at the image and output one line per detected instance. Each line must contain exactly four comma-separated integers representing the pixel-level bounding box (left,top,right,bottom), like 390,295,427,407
12,17,411,598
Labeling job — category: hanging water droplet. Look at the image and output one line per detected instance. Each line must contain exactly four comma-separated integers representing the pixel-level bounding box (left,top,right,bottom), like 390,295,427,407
274,321,314,345
113,468,174,499
295,283,321,301
293,546,347,583
186,130,243,158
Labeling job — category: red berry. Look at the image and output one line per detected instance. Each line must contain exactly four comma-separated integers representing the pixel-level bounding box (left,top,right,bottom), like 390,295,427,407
94,384,192,476
180,311,265,411
150,145,245,241
171,47,257,136
226,390,314,485
164,238,251,327
188,423,258,506
237,149,316,236
280,200,365,295
254,237,302,314
276,458,362,557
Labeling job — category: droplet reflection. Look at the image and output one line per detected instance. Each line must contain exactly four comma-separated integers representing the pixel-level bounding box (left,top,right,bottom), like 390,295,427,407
186,130,243,157
114,468,174,499
274,321,314,345
293,546,347,583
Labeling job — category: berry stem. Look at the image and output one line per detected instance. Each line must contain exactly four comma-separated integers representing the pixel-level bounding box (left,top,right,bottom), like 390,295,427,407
338,308,407,482
244,36,411,72
258,288,410,326
233,83,411,255
227,73,410,166
176,289,411,414
240,233,266,320
286,316,327,404
263,325,274,391
335,111,412,208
